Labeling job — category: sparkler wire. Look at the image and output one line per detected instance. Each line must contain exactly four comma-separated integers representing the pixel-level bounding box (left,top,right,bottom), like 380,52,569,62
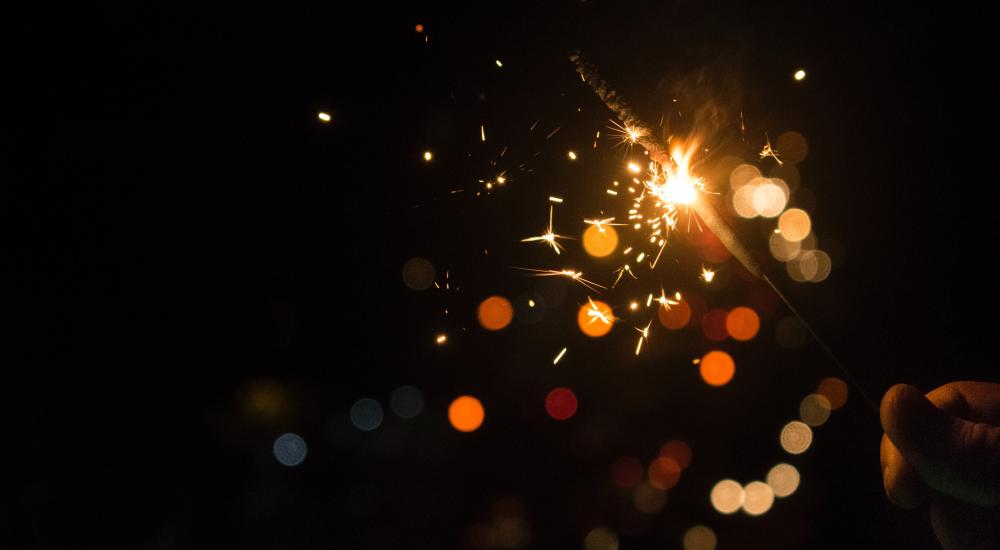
571,52,880,416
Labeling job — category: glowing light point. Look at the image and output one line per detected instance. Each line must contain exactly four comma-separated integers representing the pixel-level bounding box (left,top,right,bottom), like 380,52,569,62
701,267,716,283
317,112,331,122
495,59,503,67
627,162,641,174
568,151,578,160
794,69,807,81
423,151,433,162
435,334,447,345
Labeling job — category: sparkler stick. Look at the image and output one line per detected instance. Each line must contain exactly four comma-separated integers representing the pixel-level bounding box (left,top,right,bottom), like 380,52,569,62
571,52,879,414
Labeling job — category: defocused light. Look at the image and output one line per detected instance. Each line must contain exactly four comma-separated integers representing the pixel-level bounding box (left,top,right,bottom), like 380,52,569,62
611,456,644,489
807,250,832,282
660,439,693,470
657,298,691,330
568,150,578,160
794,69,807,81
584,527,619,550
766,463,800,498
700,350,735,387
683,525,717,550
241,378,288,421
449,395,485,432
436,333,447,345
775,315,807,349
478,296,514,330
577,299,614,337
402,257,435,290
545,388,578,420
648,456,682,490
634,482,668,514
780,421,813,454
582,224,619,257
273,433,307,466
701,309,729,341
423,151,433,161
351,398,384,431
741,481,775,516
710,479,744,514
317,111,331,122
415,24,424,33
775,131,808,164
778,209,811,242
751,181,788,218
726,307,760,341
732,182,759,218
390,386,424,419
769,232,802,262
729,163,761,189
799,393,832,426
817,377,849,409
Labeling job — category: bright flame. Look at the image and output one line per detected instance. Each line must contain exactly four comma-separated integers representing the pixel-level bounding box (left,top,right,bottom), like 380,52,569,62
701,267,716,283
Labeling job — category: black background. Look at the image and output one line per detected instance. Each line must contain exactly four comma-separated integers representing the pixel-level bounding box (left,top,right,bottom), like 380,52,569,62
5,3,996,548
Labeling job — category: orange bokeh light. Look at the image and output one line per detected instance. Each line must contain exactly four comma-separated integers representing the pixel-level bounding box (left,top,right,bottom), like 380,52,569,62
658,298,691,330
577,300,614,337
648,456,682,490
817,377,849,409
477,296,513,331
659,440,693,470
700,350,735,386
582,225,619,257
448,395,485,432
726,307,760,341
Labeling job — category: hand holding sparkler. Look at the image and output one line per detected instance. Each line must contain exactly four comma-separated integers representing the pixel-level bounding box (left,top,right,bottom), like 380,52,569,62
880,381,1000,549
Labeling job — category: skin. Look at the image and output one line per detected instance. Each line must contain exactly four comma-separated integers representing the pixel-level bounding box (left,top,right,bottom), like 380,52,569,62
880,382,1000,549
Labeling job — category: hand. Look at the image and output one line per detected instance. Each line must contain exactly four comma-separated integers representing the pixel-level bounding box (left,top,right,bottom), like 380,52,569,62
880,382,1000,549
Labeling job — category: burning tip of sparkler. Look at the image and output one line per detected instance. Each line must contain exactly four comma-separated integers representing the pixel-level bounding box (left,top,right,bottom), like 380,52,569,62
317,112,331,122
794,69,807,81
627,162,642,174
701,267,717,283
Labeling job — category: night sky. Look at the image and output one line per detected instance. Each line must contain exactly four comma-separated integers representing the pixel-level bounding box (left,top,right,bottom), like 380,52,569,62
6,3,996,549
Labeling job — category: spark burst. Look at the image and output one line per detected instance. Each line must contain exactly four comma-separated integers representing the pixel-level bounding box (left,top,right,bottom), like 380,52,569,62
521,205,571,255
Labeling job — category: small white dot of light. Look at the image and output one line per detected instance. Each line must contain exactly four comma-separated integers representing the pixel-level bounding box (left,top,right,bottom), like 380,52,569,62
568,151,577,160
794,69,807,81
317,112,331,122
495,59,503,67
423,151,433,161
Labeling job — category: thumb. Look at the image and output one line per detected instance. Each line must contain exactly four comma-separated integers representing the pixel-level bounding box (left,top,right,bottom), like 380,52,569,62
881,384,1000,507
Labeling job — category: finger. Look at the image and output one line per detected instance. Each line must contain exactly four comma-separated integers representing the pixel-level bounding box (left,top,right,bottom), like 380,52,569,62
881,432,927,508
881,384,1000,507
926,381,1000,424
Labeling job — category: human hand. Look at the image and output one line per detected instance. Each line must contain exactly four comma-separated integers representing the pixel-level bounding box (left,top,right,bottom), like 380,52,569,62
881,382,1000,549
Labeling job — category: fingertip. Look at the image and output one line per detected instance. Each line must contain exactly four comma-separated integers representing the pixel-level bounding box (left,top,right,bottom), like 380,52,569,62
881,383,945,453
881,432,928,509
880,384,915,434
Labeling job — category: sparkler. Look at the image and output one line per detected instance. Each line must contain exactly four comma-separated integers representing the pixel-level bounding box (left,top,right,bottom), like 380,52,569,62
521,204,571,254
570,52,879,413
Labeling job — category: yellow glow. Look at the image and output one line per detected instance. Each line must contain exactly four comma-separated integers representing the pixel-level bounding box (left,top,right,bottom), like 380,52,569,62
480,125,486,142
582,224,619,257
317,112,331,122
710,479,744,514
741,481,775,516
700,267,716,283
794,69,807,81
568,151,577,160
627,162,642,174
780,421,813,454
778,208,811,242
435,334,447,345
495,59,503,67
423,151,433,161
766,463,800,498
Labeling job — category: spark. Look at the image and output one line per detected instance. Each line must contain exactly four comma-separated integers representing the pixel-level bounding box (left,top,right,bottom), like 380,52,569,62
521,205,571,254
760,135,783,165
528,299,536,307
608,119,648,148
549,196,564,203
634,319,653,355
701,266,717,283
655,288,679,310
546,126,561,139
794,69,807,81
553,347,567,365
495,59,503,67
627,162,642,174
317,112,331,122
515,267,606,293
423,151,433,162
436,334,447,345
585,296,614,325
583,217,622,233
611,264,637,287
568,150,577,160
629,301,639,311
481,125,486,142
